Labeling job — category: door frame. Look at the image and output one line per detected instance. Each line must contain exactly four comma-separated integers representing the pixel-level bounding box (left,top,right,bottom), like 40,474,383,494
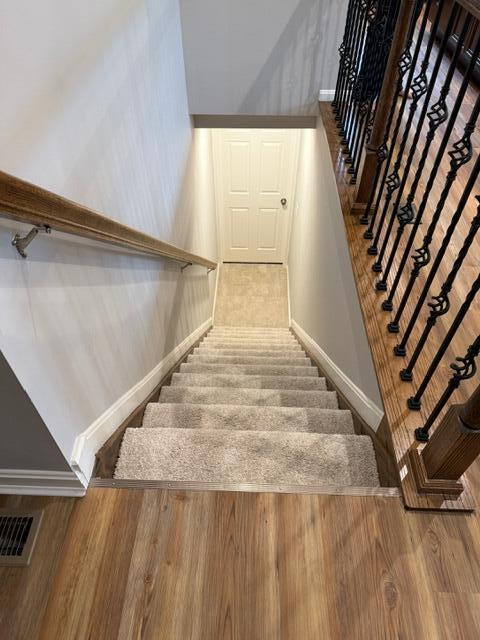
212,128,300,264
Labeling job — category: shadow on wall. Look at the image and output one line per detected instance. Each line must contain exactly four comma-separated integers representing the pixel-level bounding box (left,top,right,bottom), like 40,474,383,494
240,0,346,115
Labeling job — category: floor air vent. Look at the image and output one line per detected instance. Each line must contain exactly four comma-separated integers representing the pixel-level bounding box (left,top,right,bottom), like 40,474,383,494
0,509,44,566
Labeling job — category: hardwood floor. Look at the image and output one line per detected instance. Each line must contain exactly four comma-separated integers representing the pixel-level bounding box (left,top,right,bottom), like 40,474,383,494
1,487,479,639
0,494,74,640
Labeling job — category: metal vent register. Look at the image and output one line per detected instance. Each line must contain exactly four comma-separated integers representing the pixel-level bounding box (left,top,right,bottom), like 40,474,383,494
0,509,44,566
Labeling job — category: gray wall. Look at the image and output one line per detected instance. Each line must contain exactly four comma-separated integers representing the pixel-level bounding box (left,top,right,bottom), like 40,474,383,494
179,0,347,115
0,0,217,477
0,351,69,470
288,121,383,424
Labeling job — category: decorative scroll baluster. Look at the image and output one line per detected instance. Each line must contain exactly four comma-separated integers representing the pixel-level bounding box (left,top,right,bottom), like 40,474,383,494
360,0,423,233
343,0,374,162
408,261,480,412
381,26,480,313
349,0,399,182
369,0,441,267
335,0,361,134
332,0,357,114
339,1,365,144
390,107,480,354
401,198,480,384
414,336,480,442
376,5,465,293
347,1,380,180
365,0,431,251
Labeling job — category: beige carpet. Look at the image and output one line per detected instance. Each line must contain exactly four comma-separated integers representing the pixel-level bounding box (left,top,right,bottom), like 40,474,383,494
214,264,289,327
115,327,380,487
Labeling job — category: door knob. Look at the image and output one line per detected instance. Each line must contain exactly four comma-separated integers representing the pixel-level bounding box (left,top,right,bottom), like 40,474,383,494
281,198,287,206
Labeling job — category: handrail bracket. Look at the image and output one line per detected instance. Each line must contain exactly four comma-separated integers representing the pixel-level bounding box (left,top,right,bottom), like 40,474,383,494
12,225,51,259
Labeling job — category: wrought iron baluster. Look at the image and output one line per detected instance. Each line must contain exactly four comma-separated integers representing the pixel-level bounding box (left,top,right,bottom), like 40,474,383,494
401,197,480,384
365,0,432,250
350,0,396,181
341,0,371,161
370,0,443,269
343,0,376,164
414,335,480,442
381,23,480,313
339,1,365,140
335,0,361,132
333,0,358,112
360,0,424,232
376,4,464,293
408,261,480,411
391,104,480,354
347,2,380,177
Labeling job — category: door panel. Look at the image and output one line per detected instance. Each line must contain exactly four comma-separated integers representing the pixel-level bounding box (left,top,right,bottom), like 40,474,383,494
259,142,283,193
215,129,298,263
230,207,250,249
228,142,250,193
257,208,279,250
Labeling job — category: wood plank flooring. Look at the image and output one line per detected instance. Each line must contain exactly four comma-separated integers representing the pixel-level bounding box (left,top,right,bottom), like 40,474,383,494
2,488,479,639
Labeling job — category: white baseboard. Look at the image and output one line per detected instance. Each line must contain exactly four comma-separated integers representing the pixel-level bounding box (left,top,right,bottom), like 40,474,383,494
0,469,86,496
70,317,213,484
318,90,335,102
291,320,384,430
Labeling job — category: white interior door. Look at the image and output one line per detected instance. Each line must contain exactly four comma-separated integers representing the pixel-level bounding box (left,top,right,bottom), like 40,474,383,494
214,129,298,263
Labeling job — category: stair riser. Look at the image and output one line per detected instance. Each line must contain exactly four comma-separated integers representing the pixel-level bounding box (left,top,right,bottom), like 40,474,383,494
180,363,318,377
170,373,327,391
160,386,337,408
202,340,301,350
195,348,307,359
143,403,354,435
188,354,311,366
208,335,294,341
210,328,292,334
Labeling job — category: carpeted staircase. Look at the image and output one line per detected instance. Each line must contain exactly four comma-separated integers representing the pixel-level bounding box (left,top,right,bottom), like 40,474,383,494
114,326,380,487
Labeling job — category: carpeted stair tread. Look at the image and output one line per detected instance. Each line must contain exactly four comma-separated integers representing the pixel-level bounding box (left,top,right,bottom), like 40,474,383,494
195,347,308,358
160,385,337,407
202,339,302,350
187,354,312,366
208,330,294,338
170,373,328,390
143,402,354,434
114,428,380,486
180,362,318,377
204,335,298,343
210,326,292,333
115,316,380,488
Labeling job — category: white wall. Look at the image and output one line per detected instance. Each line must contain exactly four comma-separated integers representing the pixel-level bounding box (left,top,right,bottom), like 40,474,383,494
179,0,347,115
0,0,218,480
288,121,383,428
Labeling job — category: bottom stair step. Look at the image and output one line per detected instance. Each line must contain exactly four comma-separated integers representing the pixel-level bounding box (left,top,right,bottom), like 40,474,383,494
114,428,380,486
143,403,354,434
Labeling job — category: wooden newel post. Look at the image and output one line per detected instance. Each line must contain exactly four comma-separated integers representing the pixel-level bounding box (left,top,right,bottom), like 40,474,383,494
409,384,480,496
352,0,416,215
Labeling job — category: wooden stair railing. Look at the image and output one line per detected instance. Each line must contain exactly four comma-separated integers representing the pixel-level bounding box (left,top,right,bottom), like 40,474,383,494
328,0,480,510
0,171,217,270
409,381,480,495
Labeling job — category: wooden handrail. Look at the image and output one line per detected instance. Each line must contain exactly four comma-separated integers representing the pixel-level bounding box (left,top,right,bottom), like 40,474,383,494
0,171,217,269
458,0,480,21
